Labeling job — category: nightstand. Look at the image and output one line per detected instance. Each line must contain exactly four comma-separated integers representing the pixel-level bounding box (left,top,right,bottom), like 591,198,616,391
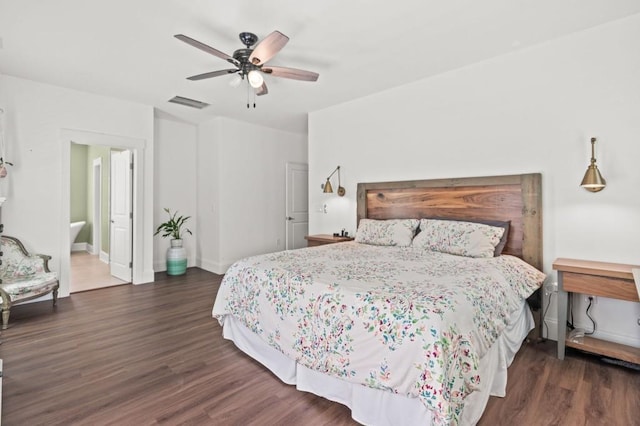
553,258,640,364
304,234,354,247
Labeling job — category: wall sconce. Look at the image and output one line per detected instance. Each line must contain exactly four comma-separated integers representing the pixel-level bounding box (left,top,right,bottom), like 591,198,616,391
322,165,345,196
580,137,606,192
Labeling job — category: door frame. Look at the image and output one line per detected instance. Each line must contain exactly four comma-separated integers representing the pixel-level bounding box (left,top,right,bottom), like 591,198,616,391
92,157,102,257
60,128,152,298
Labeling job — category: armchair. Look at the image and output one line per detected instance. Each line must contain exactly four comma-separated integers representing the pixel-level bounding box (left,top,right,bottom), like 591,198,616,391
0,235,59,329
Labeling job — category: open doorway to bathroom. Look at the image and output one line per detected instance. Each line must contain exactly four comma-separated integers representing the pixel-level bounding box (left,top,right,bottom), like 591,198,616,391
69,142,130,292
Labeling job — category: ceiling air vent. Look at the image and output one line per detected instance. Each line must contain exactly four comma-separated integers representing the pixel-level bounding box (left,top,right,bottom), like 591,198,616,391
168,96,209,109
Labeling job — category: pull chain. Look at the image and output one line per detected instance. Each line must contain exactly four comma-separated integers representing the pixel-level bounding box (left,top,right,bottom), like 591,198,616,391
246,80,250,109
245,79,258,109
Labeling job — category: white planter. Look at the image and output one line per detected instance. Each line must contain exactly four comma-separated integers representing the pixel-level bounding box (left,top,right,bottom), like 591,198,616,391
166,239,187,275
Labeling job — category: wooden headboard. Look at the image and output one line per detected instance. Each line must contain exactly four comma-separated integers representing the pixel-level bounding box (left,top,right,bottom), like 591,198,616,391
356,173,543,270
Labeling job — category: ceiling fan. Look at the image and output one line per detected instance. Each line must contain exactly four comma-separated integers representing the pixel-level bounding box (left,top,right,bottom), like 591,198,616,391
175,31,319,108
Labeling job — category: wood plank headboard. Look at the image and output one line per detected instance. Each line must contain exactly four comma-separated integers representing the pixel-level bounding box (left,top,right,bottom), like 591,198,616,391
356,173,543,270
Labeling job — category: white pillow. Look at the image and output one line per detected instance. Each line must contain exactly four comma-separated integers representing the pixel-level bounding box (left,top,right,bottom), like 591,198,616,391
355,219,419,247
412,218,505,258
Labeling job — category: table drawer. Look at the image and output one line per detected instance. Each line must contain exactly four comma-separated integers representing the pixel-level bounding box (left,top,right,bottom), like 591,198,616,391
563,272,638,302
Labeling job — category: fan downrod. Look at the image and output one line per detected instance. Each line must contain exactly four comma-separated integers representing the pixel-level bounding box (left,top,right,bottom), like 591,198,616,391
238,32,258,48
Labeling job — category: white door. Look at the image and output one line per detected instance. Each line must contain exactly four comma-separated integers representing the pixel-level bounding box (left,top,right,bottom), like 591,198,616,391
285,162,309,250
110,150,132,281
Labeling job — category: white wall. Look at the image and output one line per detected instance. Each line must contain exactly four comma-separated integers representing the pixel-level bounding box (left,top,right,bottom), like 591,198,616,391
0,74,306,295
309,15,640,347
197,117,307,273
0,74,155,297
153,115,198,271
195,118,221,273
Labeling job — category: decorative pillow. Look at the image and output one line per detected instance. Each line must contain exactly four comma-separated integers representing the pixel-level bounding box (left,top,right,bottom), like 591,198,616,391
482,219,510,256
412,218,505,258
355,219,420,247
420,217,510,256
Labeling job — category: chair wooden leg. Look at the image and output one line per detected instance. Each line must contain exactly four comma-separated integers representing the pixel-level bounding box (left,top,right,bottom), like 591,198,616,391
2,308,9,330
53,288,58,306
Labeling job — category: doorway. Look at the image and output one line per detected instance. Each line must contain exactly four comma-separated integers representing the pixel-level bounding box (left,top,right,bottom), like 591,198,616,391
61,128,151,298
69,144,132,292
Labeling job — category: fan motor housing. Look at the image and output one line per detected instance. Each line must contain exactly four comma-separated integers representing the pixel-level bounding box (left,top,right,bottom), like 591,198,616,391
233,48,260,75
233,48,253,63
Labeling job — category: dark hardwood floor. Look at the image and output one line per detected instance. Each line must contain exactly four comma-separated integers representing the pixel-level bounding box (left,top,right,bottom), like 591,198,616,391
1,268,638,425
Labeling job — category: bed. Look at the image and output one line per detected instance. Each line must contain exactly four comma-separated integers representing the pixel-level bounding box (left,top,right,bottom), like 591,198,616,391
212,173,545,425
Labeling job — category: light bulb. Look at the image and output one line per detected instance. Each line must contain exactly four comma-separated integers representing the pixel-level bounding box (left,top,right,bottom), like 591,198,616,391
247,70,264,88
229,75,242,88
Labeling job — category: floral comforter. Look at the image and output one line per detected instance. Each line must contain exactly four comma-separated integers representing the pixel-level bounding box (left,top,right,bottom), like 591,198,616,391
212,242,545,425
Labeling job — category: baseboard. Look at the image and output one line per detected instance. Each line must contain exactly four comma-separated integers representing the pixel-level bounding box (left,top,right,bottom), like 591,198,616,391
71,242,88,252
134,268,155,285
196,257,231,275
543,318,558,341
99,251,109,263
16,292,54,305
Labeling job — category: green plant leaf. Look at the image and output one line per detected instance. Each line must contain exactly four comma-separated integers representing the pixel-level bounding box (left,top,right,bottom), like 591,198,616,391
154,208,191,240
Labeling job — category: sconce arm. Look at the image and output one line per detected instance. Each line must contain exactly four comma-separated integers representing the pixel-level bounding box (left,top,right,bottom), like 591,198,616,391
326,165,340,180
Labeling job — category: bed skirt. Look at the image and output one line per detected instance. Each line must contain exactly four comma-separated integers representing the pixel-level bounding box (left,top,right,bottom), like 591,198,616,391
220,302,533,426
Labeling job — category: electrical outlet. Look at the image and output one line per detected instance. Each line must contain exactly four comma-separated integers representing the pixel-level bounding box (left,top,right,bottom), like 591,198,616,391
544,281,558,296
584,295,597,305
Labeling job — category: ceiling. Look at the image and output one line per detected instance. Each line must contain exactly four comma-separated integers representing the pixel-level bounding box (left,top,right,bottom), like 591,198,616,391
1,1,639,134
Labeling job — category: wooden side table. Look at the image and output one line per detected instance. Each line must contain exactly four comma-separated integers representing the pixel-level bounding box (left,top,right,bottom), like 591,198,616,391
553,258,640,363
304,234,354,247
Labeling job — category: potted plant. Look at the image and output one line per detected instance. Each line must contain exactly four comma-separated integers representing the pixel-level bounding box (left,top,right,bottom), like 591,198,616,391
154,208,192,275
0,158,13,178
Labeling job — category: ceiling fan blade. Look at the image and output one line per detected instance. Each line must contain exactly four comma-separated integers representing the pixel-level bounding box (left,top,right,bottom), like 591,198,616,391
187,69,238,81
256,82,269,96
249,31,289,65
175,34,239,66
262,66,319,82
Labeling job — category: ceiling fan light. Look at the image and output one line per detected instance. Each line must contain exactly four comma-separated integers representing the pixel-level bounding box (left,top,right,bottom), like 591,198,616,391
247,70,264,88
229,74,242,88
